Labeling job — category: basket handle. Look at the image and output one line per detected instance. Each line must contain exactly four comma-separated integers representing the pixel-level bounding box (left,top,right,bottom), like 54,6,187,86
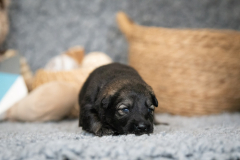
116,12,135,37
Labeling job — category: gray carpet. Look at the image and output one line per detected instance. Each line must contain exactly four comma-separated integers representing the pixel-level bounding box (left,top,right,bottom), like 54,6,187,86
1,113,240,160
2,0,240,72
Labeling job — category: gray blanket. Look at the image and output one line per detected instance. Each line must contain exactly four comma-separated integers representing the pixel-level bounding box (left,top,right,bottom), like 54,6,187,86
1,113,240,160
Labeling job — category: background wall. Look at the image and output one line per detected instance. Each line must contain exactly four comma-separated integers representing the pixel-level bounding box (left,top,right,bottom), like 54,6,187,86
2,0,240,72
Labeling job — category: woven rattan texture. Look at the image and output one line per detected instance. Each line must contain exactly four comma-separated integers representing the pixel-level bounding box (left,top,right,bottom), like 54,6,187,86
117,12,240,116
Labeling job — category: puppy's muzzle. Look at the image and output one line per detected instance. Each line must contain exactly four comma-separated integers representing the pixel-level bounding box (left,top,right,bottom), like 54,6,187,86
134,122,151,135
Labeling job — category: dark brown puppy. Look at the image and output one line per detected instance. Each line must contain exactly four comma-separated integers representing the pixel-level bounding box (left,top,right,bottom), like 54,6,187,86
79,63,158,136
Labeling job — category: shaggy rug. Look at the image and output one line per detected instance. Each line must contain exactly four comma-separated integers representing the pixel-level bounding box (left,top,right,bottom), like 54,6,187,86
0,113,240,160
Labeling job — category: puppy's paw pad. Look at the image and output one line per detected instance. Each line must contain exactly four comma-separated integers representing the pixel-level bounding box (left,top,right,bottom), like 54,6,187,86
96,128,114,136
104,128,115,135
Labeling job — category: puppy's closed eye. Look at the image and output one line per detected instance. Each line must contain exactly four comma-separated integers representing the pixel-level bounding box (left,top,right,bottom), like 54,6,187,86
148,105,155,114
118,105,129,115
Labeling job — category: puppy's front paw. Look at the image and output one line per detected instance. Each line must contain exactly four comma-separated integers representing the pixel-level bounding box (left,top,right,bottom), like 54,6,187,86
95,127,114,136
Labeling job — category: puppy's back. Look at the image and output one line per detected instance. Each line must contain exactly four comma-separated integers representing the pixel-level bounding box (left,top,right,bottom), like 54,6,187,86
93,63,141,81
79,63,143,105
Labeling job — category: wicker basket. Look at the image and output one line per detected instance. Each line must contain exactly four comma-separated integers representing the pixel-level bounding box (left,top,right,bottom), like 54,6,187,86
117,12,240,116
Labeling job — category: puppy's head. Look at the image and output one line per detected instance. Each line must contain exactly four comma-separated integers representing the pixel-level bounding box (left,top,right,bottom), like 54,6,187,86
96,80,158,135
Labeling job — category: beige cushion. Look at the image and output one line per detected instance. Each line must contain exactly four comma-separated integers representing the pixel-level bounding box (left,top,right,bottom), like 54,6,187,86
7,81,80,122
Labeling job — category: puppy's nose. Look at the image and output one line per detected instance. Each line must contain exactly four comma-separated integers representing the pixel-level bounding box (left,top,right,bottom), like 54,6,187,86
135,123,147,132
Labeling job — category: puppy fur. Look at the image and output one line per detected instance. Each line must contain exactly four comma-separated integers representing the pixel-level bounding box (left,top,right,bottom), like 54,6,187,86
79,63,158,136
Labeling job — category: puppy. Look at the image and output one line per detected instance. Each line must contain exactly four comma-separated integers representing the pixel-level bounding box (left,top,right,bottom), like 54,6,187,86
78,63,158,136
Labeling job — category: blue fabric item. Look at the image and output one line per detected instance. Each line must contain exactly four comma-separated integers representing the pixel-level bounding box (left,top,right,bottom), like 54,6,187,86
0,72,19,101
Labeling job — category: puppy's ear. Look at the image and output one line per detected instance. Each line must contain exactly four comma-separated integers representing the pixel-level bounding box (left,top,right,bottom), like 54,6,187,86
147,85,158,107
151,94,158,107
95,93,113,110
101,97,110,109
